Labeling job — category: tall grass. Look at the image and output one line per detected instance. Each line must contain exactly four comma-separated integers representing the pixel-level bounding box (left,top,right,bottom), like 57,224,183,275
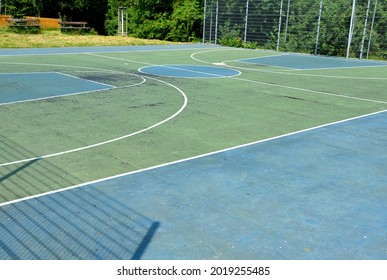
0,29,172,48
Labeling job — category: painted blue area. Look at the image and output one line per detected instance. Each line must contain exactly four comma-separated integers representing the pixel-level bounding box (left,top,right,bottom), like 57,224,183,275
0,44,219,56
240,54,387,70
139,64,240,78
0,72,113,104
0,111,386,259
0,186,158,259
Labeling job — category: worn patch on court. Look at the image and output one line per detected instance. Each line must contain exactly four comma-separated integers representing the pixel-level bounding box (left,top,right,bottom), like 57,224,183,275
0,72,113,104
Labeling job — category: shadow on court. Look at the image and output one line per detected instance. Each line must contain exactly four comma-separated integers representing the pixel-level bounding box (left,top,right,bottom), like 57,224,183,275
0,135,159,260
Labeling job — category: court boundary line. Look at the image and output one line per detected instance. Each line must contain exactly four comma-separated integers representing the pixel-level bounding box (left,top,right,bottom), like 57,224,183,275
236,59,387,71
87,53,241,79
190,49,284,66
191,49,387,79
0,70,146,106
0,75,188,167
232,76,387,105
91,51,387,104
0,44,227,57
1,109,386,208
221,63,387,80
235,53,387,71
57,71,116,88
138,64,241,79
238,54,303,70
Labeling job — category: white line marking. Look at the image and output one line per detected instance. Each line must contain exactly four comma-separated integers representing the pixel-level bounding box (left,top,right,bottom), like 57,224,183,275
233,76,387,104
89,53,242,78
0,45,226,57
238,55,302,70
85,52,154,66
190,50,387,103
0,71,146,106
138,64,241,78
0,76,188,167
190,49,282,65
56,71,116,88
296,63,387,71
1,109,386,207
191,49,387,80
1,87,113,106
222,63,387,80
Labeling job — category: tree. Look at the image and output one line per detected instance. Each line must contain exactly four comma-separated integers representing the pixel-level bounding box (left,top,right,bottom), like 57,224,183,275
5,0,43,17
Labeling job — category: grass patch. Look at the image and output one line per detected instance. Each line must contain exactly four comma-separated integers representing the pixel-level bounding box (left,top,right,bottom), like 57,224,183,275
0,29,174,48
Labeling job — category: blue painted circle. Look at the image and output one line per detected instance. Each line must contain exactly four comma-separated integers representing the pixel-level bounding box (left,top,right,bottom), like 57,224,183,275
138,64,240,78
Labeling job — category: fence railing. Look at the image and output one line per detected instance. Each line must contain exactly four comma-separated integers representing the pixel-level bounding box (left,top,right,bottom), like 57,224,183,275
203,0,387,60
0,15,60,29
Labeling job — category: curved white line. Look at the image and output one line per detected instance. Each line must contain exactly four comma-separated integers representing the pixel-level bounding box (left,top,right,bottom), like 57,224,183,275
138,64,241,79
191,49,387,80
223,62,387,80
0,76,146,106
191,49,387,104
0,70,188,167
2,109,385,208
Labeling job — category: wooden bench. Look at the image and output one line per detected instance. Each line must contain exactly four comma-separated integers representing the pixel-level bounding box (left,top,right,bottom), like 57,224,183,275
6,18,41,32
59,21,90,33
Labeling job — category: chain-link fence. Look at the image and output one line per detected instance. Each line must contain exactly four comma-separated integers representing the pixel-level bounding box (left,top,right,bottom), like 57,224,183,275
203,0,387,60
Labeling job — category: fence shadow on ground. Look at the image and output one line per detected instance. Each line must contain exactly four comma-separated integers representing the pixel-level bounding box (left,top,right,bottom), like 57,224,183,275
0,135,159,260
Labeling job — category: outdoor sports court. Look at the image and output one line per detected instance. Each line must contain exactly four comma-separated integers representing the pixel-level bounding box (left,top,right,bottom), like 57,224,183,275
0,44,386,259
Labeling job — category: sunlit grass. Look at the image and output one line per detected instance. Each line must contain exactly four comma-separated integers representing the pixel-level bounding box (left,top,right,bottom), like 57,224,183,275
0,29,174,48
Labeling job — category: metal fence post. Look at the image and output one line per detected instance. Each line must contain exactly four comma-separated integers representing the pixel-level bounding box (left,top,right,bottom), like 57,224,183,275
244,0,250,43
360,0,371,59
215,0,219,44
366,0,378,59
209,1,213,43
203,0,207,43
315,0,324,55
284,0,291,43
346,0,357,58
277,0,284,51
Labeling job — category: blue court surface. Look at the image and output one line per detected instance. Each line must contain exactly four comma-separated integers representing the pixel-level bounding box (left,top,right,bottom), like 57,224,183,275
0,72,113,104
0,111,385,260
240,54,387,70
139,64,240,78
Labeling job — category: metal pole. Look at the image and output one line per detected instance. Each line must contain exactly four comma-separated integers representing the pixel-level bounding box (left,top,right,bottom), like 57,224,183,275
346,0,356,59
209,1,213,43
360,0,371,59
121,9,124,35
366,0,378,59
244,0,249,43
203,0,207,43
117,8,120,35
0,0,2,15
284,0,291,43
315,0,324,55
277,0,284,51
215,0,219,44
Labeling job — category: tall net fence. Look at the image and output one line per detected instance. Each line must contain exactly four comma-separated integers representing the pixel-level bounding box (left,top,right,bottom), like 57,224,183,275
203,0,387,60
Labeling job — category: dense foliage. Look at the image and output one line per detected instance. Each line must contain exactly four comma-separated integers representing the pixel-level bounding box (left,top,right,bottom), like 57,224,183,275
2,0,386,58
3,0,203,40
4,0,108,34
105,0,203,41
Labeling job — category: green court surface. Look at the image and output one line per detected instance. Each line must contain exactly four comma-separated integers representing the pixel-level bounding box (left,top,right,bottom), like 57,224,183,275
0,44,386,259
